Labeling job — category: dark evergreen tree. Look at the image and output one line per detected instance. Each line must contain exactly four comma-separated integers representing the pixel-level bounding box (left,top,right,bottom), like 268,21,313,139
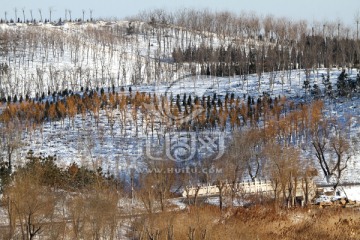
336,70,349,96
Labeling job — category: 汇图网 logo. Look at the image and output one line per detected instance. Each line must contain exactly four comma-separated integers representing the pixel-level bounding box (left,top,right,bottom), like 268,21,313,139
146,131,224,162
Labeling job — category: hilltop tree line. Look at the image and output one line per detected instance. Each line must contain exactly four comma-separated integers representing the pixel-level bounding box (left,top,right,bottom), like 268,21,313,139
0,8,95,24
136,9,360,69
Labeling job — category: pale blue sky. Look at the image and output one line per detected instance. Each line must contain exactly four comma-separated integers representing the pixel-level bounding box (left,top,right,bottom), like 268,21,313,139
1,0,359,27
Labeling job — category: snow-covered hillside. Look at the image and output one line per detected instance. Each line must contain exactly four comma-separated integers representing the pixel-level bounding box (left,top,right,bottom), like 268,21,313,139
9,68,358,185
0,20,237,98
1,20,359,186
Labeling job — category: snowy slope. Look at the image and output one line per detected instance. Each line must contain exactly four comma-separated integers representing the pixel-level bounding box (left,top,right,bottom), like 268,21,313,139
1,21,359,186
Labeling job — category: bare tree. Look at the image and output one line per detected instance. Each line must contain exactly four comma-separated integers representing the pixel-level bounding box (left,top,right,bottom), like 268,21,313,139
38,8,42,22
66,186,120,239
82,9,85,22
138,158,176,213
264,142,302,207
14,8,17,23
29,9,33,22
90,9,93,21
312,121,354,189
22,8,25,23
2,167,57,240
355,10,360,40
49,7,53,23
0,118,23,173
